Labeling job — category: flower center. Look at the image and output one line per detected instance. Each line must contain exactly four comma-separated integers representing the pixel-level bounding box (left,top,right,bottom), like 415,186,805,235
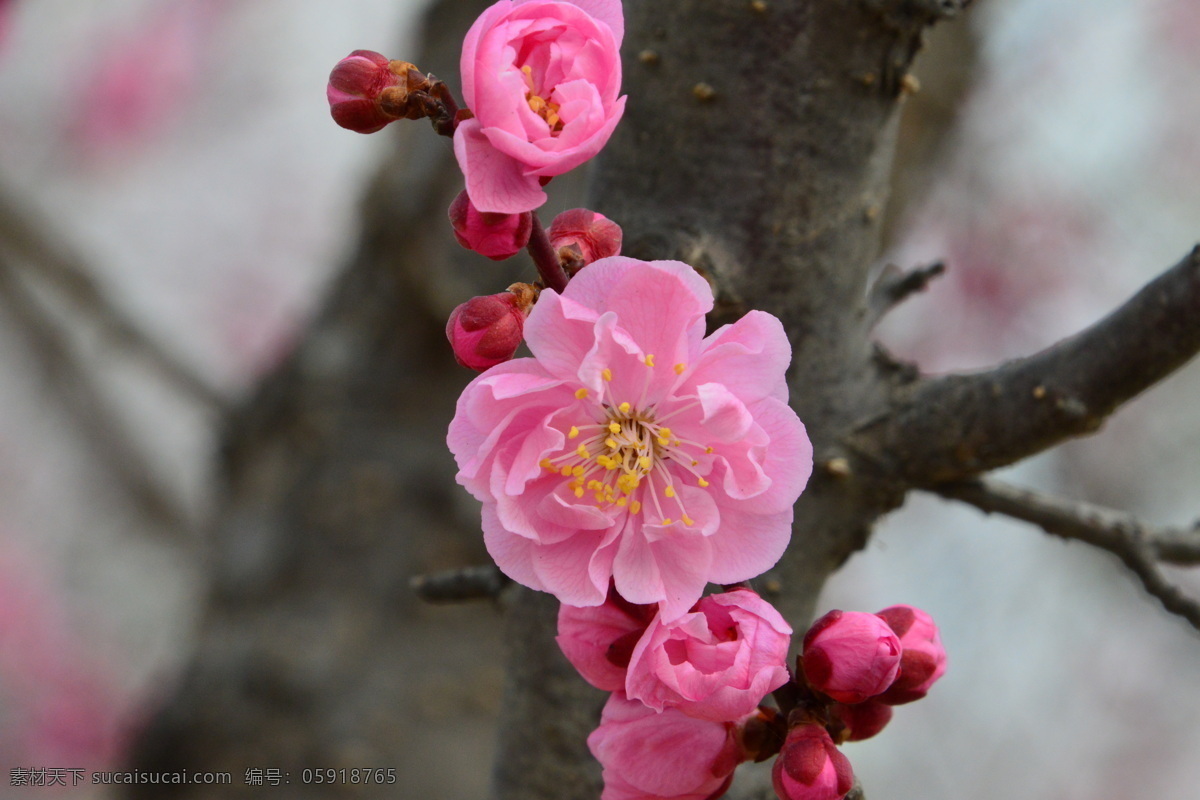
521,65,563,133
540,359,714,527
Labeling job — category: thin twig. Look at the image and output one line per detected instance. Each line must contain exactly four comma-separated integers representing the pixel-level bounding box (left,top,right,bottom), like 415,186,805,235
936,477,1200,631
0,255,196,538
526,214,569,293
410,564,509,603
866,260,945,327
0,182,226,410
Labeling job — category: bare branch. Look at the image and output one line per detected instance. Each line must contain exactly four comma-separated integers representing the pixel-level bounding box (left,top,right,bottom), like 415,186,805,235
0,255,195,537
410,564,509,603
866,260,945,327
936,478,1200,631
856,245,1200,484
0,182,226,410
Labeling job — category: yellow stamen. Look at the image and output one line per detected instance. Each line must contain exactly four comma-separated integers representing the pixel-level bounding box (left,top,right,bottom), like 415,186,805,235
568,426,579,439
602,368,612,382
643,354,655,367
705,446,714,454
683,516,695,526
630,501,642,514
619,402,631,414
674,363,686,375
698,478,709,487
638,456,652,470
616,497,627,507
560,466,573,477
662,518,673,525
572,466,584,477
576,444,590,459
575,388,589,399
605,438,618,449
540,459,555,470
664,486,676,498
608,422,621,434
574,487,585,498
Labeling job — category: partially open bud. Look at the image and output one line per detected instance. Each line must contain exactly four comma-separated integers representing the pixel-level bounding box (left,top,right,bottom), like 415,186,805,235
547,208,623,274
448,191,533,260
772,724,854,800
873,605,947,705
801,610,901,704
828,700,893,743
327,50,429,134
556,584,656,692
445,285,536,372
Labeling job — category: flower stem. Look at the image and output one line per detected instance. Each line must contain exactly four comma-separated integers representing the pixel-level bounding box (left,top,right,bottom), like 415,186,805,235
527,214,568,293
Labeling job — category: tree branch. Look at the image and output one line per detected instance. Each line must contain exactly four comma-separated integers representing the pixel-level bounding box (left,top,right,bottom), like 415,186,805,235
410,564,509,603
0,254,195,536
855,245,1200,484
936,478,1200,631
0,182,226,410
866,260,945,328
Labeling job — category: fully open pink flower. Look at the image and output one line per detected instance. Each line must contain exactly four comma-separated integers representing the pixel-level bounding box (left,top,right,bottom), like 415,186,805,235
626,589,792,722
588,693,743,800
448,257,812,620
454,0,626,213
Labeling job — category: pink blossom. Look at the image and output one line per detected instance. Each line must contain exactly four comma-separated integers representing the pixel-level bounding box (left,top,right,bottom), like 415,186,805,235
588,693,743,800
454,0,626,213
448,190,534,259
626,589,792,722
448,257,812,620
549,208,623,267
801,610,901,704
874,605,947,705
446,289,533,371
771,725,854,800
557,585,656,691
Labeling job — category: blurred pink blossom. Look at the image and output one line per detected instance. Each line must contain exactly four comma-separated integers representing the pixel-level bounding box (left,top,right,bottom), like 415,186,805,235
454,0,626,213
625,588,792,722
588,692,743,800
69,1,231,159
448,257,812,620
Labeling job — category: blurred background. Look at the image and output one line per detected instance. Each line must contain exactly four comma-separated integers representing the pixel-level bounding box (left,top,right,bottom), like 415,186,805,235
0,0,1198,798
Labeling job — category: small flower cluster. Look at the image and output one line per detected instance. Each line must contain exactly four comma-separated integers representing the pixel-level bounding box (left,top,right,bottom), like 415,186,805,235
563,593,947,800
328,2,947,798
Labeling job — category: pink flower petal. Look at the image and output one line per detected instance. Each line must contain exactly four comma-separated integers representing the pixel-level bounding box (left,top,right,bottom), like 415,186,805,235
454,118,548,213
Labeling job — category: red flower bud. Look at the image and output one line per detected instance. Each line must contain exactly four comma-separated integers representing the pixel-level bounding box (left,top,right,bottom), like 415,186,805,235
828,700,893,743
547,208,622,273
446,286,535,371
327,50,426,134
801,610,901,704
873,605,947,705
772,724,854,800
448,191,533,260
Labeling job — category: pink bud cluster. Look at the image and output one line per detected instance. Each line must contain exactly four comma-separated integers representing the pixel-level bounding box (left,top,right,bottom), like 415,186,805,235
563,597,946,800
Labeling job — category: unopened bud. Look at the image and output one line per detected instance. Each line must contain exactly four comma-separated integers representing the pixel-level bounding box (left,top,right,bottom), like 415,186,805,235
772,724,854,800
547,208,622,274
873,605,947,705
446,287,535,372
327,50,428,134
801,610,901,704
448,191,533,260
828,700,893,743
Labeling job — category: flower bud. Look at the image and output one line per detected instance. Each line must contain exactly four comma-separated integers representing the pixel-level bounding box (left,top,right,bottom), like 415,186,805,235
771,724,854,800
327,50,427,134
556,584,656,692
448,191,533,260
828,700,893,743
801,610,901,704
548,208,623,273
445,285,535,371
873,605,947,705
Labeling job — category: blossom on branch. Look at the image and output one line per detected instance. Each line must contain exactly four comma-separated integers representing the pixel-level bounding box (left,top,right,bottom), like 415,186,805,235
448,190,533,260
588,693,744,800
800,610,901,705
873,604,947,705
448,257,812,620
625,588,792,722
454,0,626,213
